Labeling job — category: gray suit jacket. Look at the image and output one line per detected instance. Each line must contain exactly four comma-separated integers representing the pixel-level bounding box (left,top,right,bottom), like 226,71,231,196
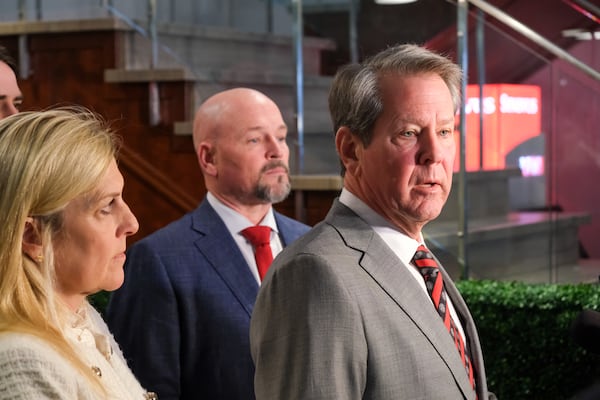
250,200,495,400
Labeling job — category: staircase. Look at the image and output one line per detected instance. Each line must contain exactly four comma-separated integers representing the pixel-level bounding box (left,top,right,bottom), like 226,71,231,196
425,168,593,283
103,19,338,174
0,13,338,237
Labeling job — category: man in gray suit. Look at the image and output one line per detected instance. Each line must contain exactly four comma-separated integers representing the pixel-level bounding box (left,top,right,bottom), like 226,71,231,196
250,44,495,399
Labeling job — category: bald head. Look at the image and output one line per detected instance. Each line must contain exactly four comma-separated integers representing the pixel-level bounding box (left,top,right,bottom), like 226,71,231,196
193,88,283,150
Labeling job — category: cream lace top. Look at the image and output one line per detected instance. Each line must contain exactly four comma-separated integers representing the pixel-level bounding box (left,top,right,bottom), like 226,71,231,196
0,302,157,399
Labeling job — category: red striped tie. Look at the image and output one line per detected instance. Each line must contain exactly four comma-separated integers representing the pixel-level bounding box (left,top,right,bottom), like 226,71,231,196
412,245,476,393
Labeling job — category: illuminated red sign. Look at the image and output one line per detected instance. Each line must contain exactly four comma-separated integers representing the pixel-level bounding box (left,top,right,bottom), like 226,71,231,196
455,84,541,171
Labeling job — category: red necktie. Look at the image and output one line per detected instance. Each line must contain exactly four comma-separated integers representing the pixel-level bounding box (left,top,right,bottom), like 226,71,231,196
412,245,476,393
241,226,273,281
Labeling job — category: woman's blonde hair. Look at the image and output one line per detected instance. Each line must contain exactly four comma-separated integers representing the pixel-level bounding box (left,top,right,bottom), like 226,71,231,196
0,106,120,394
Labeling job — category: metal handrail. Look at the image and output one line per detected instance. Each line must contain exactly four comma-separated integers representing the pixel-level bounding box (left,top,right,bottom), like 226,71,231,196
564,0,600,24
467,0,600,82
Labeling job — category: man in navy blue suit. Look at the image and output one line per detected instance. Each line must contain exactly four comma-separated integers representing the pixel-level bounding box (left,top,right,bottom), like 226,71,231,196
106,87,310,400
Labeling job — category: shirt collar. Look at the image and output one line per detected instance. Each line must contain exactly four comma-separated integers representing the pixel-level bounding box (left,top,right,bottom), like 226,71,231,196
339,188,423,265
65,303,112,361
207,191,278,234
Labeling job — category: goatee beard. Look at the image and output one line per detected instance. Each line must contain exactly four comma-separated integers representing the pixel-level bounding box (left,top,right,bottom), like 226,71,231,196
255,161,291,203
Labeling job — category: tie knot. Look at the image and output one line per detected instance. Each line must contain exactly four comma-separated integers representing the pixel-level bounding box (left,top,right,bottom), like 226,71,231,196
412,245,438,270
413,245,431,261
241,226,272,247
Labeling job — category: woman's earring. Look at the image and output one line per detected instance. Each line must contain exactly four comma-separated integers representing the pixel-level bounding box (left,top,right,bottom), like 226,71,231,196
35,254,43,264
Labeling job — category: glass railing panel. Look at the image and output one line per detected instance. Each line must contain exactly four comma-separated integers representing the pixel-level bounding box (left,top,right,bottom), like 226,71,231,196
421,0,600,284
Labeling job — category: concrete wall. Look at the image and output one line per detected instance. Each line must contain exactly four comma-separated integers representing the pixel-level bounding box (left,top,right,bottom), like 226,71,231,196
0,0,296,35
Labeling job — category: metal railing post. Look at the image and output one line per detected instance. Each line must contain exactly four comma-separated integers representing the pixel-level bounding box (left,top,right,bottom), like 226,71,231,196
17,0,30,79
148,0,160,126
292,0,306,222
457,0,469,279
476,9,485,171
349,0,359,63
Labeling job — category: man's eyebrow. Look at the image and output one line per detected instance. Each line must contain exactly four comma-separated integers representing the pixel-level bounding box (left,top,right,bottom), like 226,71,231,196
246,124,288,132
438,117,455,126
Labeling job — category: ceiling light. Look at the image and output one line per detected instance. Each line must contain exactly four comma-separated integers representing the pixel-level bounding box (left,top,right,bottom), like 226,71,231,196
562,28,600,40
375,0,419,4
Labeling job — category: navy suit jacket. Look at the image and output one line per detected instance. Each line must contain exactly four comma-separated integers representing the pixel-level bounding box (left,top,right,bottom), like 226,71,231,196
106,199,310,400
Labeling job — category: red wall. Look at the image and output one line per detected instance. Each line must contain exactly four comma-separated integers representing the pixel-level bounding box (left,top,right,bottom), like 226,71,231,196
525,40,600,258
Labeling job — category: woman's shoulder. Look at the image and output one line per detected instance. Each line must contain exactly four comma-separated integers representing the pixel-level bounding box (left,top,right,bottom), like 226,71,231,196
0,331,76,374
0,332,85,399
0,331,58,357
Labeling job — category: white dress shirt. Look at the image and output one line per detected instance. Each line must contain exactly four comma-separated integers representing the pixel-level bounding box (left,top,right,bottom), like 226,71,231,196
207,192,283,284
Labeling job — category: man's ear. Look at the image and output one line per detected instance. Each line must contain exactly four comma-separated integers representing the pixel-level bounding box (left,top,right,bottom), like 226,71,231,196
197,142,217,177
22,217,43,262
335,126,361,175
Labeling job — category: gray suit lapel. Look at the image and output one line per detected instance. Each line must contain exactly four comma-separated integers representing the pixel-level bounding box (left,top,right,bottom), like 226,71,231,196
326,200,475,398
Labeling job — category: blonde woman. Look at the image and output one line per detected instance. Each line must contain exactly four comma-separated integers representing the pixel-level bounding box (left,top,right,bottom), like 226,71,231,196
0,107,157,399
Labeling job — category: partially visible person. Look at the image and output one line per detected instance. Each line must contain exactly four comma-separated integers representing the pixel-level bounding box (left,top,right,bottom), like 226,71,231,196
573,383,600,400
0,45,22,119
0,107,156,399
251,44,496,399
106,88,310,399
